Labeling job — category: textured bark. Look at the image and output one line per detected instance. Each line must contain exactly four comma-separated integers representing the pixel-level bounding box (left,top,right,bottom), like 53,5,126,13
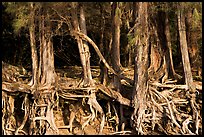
177,5,195,93
79,4,94,86
39,12,56,88
70,3,105,134
28,6,58,135
148,22,162,79
28,2,38,88
131,2,149,134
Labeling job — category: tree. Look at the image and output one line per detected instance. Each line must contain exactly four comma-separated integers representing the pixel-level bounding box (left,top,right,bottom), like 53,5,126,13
2,2,59,135
111,2,122,92
29,3,58,135
28,2,38,88
2,2,202,135
70,2,105,134
131,2,149,134
79,3,94,87
177,3,195,93
70,2,94,87
98,3,109,86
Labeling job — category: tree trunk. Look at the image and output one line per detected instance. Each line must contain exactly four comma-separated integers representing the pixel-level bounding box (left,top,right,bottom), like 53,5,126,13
131,2,149,134
111,2,125,131
39,13,56,87
99,4,109,86
177,4,195,93
148,24,163,81
165,11,180,79
28,2,38,88
149,6,181,84
29,5,58,135
156,9,181,83
79,4,94,86
128,44,132,67
70,3,105,134
111,2,121,92
70,2,93,86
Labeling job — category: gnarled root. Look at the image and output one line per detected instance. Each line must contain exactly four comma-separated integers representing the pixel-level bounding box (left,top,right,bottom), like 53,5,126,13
84,90,105,134
131,81,202,135
30,91,59,135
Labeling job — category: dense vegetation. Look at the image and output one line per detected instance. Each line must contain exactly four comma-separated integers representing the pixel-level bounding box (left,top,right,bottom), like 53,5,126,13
2,2,202,135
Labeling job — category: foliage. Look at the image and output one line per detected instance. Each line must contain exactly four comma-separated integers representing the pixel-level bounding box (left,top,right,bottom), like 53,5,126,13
4,2,30,34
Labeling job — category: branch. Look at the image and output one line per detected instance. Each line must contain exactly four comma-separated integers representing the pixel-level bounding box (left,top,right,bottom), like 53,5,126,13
71,30,134,85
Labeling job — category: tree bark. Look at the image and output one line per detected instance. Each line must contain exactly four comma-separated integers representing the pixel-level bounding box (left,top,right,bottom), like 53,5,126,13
28,2,38,88
70,3,105,134
28,5,58,135
79,3,94,86
156,9,181,82
131,2,149,134
39,12,56,88
149,5,181,83
70,2,93,87
177,4,195,93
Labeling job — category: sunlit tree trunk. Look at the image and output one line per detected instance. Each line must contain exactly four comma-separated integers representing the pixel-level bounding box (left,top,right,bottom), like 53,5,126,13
70,3,105,134
79,3,94,86
39,12,56,87
131,2,149,134
28,2,38,88
111,2,125,131
29,5,58,135
70,2,93,86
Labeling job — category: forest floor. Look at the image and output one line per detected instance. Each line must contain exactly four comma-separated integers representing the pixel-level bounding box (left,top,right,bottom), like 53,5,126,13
54,66,135,135
53,66,202,135
2,64,202,135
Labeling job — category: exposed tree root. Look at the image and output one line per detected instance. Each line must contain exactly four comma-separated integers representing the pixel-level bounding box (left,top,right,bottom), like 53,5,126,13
110,130,132,135
130,80,202,135
2,63,202,135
